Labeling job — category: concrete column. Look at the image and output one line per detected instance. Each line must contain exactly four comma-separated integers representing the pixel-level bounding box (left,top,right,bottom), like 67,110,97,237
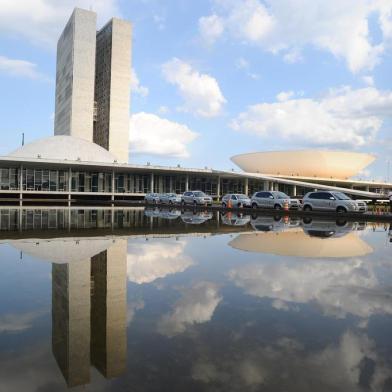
263,181,268,191
244,178,249,196
170,176,173,193
216,176,221,200
19,165,23,206
68,168,72,207
150,173,154,193
111,171,115,205
269,182,274,191
185,174,189,191
292,185,297,197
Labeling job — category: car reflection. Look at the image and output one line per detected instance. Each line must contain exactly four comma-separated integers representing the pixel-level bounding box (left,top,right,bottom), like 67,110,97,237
230,218,373,258
144,207,181,220
221,212,251,226
302,217,366,238
181,210,213,224
250,215,301,232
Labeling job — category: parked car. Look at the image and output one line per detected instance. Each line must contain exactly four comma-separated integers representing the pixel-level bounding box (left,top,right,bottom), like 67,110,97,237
181,191,213,206
250,191,298,210
302,191,367,213
159,193,182,205
221,194,251,208
144,193,161,204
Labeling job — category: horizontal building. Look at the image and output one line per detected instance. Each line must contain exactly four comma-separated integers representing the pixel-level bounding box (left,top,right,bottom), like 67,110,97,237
0,136,390,206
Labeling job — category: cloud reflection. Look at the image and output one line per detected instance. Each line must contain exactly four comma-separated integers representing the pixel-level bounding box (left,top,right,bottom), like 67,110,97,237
158,281,222,337
127,240,194,284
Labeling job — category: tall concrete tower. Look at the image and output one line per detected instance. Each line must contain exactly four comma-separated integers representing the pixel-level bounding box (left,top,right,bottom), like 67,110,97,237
54,8,97,142
94,19,132,163
54,8,131,163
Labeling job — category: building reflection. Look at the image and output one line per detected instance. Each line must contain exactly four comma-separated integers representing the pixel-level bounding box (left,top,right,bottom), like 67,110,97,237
51,239,127,387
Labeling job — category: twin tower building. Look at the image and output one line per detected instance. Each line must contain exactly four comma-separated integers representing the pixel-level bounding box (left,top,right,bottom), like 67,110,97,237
54,8,131,163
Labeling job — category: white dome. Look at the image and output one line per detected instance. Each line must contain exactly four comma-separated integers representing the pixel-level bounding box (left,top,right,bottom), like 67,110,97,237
10,238,115,263
8,135,118,163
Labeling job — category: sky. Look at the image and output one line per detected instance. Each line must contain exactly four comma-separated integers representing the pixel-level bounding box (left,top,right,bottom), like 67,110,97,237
0,0,392,180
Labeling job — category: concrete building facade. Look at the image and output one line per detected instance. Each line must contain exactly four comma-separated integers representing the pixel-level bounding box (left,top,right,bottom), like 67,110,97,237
54,8,131,163
94,19,131,163
54,8,97,141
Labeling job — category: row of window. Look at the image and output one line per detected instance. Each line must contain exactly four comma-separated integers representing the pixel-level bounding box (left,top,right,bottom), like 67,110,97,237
0,209,150,231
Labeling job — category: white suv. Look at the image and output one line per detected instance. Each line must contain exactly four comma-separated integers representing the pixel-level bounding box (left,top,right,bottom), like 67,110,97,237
181,191,213,206
251,191,293,210
302,191,367,213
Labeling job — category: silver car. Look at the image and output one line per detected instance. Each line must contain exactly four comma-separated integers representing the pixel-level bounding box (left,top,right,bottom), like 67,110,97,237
144,193,160,204
181,191,213,206
221,194,251,208
250,191,292,210
159,193,182,205
302,191,367,213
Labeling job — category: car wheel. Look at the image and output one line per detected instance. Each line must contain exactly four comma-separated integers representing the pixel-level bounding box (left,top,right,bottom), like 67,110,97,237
222,202,227,208
337,206,347,214
252,202,258,209
303,205,312,212
238,203,242,208
274,204,281,210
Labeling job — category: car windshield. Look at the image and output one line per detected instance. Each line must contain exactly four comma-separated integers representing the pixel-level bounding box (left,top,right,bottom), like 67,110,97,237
276,192,289,199
194,191,206,197
237,194,249,199
333,192,351,200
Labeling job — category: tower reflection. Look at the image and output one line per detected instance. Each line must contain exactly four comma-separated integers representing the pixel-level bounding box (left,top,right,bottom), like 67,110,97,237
51,239,127,387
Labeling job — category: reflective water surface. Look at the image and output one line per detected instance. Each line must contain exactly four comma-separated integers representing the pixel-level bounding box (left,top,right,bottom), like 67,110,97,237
0,207,392,391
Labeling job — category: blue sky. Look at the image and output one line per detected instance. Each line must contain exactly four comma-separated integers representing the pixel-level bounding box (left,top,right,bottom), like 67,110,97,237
0,0,392,180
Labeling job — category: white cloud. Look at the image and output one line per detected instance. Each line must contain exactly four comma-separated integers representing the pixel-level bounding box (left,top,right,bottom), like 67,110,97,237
235,57,249,70
0,55,48,80
158,281,222,337
162,58,226,117
283,47,303,63
199,14,224,45
276,90,294,102
231,86,392,148
200,0,392,72
158,105,170,115
362,75,375,86
129,112,198,158
0,0,120,47
131,68,149,97
127,239,194,284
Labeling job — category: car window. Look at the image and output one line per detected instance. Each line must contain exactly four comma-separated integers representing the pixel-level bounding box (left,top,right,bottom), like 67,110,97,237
275,192,289,199
333,192,351,200
320,192,333,200
231,195,237,200
237,194,248,199
184,192,191,196
194,191,205,197
308,193,319,199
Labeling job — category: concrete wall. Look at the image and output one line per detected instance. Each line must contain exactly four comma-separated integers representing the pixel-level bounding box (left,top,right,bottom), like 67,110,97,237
54,8,96,142
94,18,131,163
